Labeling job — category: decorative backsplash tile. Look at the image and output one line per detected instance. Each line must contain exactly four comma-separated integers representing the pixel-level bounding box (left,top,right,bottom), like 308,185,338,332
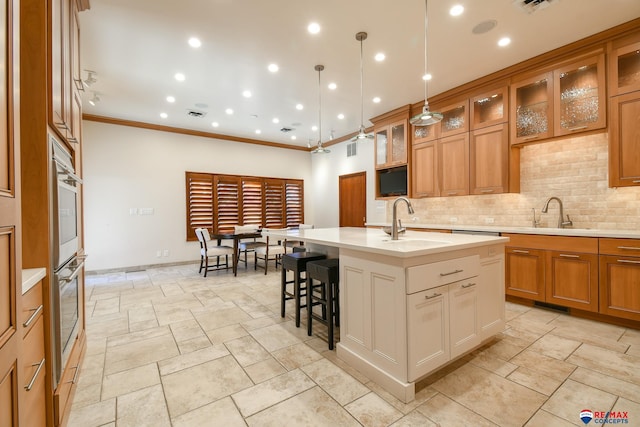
389,132,640,230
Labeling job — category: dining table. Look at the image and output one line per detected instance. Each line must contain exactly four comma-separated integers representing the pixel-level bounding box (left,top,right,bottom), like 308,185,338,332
211,231,262,276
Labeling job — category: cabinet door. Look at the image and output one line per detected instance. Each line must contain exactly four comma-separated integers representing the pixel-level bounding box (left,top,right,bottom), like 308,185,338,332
554,54,606,136
412,141,439,197
439,100,469,138
511,72,554,144
412,122,438,144
599,255,640,322
407,285,449,381
471,86,508,130
22,315,46,427
505,247,545,301
449,278,481,359
546,251,599,312
389,120,407,165
439,133,469,197
50,0,71,139
470,124,508,195
375,126,388,168
479,254,505,340
609,92,640,188
609,38,640,97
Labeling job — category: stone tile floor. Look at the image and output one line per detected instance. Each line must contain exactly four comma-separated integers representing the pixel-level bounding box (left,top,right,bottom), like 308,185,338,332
68,263,640,427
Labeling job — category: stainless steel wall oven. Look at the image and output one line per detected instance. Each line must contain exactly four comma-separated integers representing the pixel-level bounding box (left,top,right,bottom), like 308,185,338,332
50,135,84,387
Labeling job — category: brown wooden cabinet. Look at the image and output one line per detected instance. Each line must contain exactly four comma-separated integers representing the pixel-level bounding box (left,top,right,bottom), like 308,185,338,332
50,0,71,140
22,282,46,427
375,119,408,169
411,141,439,198
599,238,640,321
609,85,640,188
471,86,508,130
439,133,469,197
438,99,469,138
504,234,599,312
609,34,640,97
511,72,554,144
470,124,509,195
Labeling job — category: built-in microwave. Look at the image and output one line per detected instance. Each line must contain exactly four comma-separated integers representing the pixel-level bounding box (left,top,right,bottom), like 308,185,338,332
51,135,81,269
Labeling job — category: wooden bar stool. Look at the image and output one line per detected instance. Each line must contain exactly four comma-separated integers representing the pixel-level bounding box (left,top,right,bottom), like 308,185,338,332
305,258,340,349
281,252,326,327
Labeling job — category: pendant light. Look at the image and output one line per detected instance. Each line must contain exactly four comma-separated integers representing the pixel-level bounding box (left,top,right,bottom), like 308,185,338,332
311,64,331,154
410,0,442,126
351,32,374,141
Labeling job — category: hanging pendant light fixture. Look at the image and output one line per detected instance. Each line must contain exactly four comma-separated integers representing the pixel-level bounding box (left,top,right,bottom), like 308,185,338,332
311,64,330,154
351,32,374,141
410,0,443,126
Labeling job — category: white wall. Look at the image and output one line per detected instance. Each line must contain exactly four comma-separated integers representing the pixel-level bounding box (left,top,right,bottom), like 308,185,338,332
310,140,386,228
82,121,314,271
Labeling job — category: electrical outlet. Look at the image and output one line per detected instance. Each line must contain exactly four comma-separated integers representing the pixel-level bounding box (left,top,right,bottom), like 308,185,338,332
129,208,138,215
156,250,161,257
485,217,495,224
450,217,458,223
163,249,169,257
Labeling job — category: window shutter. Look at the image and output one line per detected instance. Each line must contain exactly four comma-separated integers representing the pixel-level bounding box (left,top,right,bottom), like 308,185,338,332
242,178,263,227
214,175,240,233
285,180,304,227
186,172,214,241
263,179,285,228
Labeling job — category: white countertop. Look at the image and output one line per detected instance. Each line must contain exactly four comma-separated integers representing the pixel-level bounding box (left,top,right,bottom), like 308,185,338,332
366,223,640,239
22,268,46,295
264,227,508,258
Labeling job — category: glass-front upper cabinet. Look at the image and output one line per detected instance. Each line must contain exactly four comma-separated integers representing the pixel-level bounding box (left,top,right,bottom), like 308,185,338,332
471,86,508,130
375,119,407,168
554,54,605,136
610,39,640,97
510,72,554,144
439,100,469,138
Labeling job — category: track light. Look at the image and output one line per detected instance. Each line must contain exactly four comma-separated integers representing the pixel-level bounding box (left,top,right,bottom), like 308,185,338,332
83,70,97,88
88,92,100,106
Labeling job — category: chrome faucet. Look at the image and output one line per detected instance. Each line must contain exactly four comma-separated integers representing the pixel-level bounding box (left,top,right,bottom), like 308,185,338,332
392,197,415,240
542,196,573,228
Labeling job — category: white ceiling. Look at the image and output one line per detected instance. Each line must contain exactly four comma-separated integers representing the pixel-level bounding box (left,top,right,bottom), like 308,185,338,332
79,0,640,149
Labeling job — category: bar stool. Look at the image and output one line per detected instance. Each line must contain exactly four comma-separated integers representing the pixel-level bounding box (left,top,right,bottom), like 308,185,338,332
306,258,340,350
281,252,326,327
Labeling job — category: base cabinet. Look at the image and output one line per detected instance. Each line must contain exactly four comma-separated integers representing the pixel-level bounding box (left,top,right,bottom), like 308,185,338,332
599,238,640,321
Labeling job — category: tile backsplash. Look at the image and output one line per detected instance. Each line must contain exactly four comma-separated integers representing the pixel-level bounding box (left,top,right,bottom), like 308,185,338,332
389,131,640,230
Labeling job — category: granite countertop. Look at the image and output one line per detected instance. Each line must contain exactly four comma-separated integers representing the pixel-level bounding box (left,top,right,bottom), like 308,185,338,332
263,227,508,258
22,268,46,295
365,223,640,239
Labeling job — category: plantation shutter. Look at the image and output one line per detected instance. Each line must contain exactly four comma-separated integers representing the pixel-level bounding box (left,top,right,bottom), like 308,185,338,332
263,179,285,228
214,175,240,233
185,172,214,241
285,180,304,227
242,178,263,227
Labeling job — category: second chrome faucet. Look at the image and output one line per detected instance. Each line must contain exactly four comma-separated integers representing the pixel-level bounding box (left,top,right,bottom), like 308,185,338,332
541,196,573,228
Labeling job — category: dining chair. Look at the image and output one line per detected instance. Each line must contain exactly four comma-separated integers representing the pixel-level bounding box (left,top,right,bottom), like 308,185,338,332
285,223,313,252
194,228,235,277
234,225,266,267
254,228,288,274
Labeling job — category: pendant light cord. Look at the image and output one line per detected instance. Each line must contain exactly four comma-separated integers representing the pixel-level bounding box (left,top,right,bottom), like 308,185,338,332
315,64,324,148
423,0,429,107
360,36,364,129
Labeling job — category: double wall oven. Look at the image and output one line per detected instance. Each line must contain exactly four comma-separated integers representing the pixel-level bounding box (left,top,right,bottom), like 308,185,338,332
50,135,84,387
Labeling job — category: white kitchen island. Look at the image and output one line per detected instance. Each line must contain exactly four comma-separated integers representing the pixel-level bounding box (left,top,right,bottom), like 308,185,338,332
265,227,509,403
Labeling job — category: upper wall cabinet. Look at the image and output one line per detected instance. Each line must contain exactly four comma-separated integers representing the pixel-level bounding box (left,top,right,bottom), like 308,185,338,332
510,53,606,144
609,37,640,97
471,86,508,130
553,54,606,136
439,100,469,138
375,119,408,169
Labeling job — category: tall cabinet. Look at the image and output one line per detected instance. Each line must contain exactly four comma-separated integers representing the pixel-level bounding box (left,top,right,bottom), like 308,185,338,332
20,0,89,425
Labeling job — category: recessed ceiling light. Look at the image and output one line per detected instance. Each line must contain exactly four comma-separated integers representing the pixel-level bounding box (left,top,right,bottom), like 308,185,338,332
225,108,234,115
255,129,261,134
449,5,464,16
307,22,320,34
174,73,185,82
375,53,386,62
296,103,304,110
242,90,252,98
291,135,297,140
311,125,318,131
498,37,511,47
188,37,201,48
328,82,337,90
160,112,168,119
211,122,219,127
272,118,280,124
337,113,345,120
166,96,175,103
373,97,381,103
268,63,279,73
422,73,432,81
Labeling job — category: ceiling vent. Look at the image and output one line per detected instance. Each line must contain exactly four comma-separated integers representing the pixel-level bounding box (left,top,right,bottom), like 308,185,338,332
514,0,559,14
186,109,207,118
280,127,294,133
347,142,357,157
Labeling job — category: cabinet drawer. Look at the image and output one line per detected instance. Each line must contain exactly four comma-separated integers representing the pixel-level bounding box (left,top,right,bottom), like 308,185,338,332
407,255,479,294
54,332,84,426
599,238,640,256
23,315,46,427
22,280,44,338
